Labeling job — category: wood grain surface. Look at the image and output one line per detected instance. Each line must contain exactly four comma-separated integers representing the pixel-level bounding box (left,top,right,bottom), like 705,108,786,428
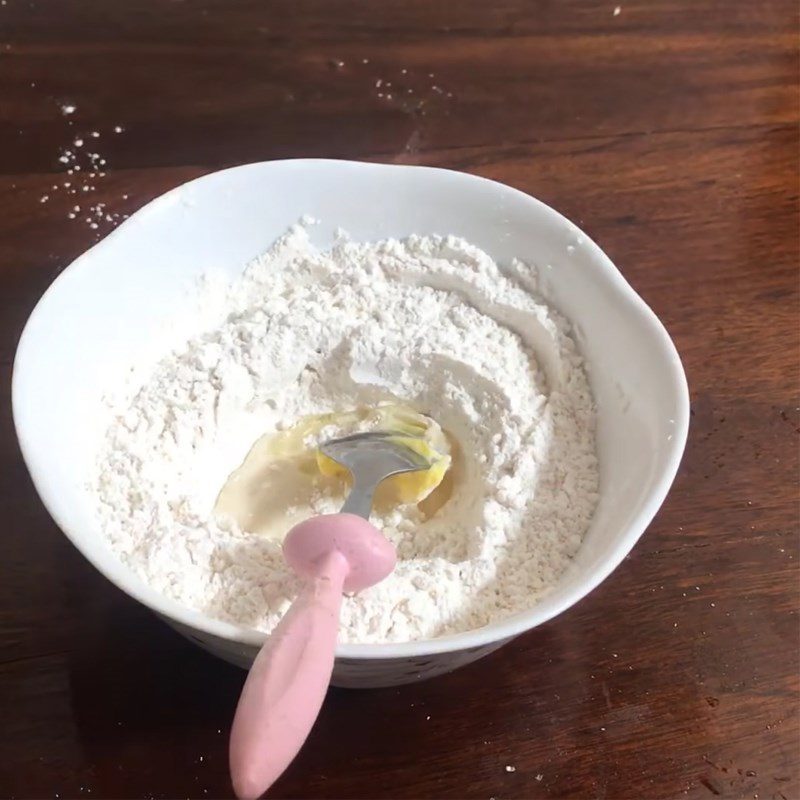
1,1,798,799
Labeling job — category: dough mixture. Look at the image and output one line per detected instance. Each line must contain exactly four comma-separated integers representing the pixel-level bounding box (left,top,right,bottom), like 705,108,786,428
94,223,599,643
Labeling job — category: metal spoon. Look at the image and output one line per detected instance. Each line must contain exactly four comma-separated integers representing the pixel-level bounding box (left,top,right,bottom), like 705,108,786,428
321,430,432,518
229,431,432,799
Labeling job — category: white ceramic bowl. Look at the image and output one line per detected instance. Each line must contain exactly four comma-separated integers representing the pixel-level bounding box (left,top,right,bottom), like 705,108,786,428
13,159,689,688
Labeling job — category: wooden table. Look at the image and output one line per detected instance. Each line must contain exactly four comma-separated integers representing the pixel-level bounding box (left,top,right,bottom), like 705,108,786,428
1,2,798,798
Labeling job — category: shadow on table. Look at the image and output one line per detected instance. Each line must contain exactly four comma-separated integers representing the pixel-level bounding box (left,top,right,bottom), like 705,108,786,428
66,596,242,796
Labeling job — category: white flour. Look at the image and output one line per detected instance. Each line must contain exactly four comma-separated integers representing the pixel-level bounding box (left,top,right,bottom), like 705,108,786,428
94,225,598,643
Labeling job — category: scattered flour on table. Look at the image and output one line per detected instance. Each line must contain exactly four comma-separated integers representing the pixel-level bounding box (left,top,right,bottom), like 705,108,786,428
93,224,599,643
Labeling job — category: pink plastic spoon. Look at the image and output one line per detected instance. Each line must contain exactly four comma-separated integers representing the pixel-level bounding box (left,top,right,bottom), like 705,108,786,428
229,432,432,799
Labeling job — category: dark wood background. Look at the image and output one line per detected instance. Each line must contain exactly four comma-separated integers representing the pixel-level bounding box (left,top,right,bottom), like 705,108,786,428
1,1,798,798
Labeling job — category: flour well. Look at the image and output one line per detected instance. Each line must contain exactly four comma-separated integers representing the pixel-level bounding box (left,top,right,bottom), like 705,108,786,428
94,225,599,643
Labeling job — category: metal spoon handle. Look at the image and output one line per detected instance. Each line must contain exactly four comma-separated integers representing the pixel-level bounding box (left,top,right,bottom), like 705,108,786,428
340,472,382,519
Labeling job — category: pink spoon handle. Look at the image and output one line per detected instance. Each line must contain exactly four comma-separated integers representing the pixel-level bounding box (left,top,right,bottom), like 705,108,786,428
229,547,348,800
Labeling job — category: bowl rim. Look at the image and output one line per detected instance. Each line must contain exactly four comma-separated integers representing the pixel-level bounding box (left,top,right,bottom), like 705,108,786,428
12,157,690,660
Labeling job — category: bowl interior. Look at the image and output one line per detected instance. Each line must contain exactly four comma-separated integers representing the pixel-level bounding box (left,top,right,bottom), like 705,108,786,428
12,159,688,657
